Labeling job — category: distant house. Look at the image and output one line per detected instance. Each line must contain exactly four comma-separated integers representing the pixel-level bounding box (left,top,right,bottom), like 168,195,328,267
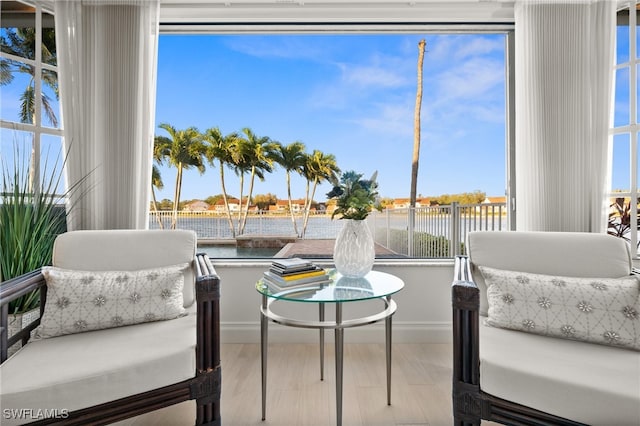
477,196,508,213
392,198,431,209
482,196,507,204
213,197,241,213
183,200,210,211
269,199,306,214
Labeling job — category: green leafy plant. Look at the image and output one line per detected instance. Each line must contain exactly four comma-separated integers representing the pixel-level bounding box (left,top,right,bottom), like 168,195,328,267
607,197,640,246
326,170,382,220
0,142,85,314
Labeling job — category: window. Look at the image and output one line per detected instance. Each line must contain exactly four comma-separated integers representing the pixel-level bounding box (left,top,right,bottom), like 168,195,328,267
609,3,639,254
1,1,63,194
153,30,513,258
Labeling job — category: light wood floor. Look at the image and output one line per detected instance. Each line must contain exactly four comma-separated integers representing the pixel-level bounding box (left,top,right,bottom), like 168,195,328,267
117,342,498,426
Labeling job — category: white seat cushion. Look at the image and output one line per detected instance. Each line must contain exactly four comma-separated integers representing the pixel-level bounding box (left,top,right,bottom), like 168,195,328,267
0,306,196,426
479,318,640,425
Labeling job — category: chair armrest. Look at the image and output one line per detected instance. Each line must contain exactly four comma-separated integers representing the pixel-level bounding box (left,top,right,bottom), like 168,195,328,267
0,269,47,363
451,255,480,391
452,255,479,311
194,253,221,373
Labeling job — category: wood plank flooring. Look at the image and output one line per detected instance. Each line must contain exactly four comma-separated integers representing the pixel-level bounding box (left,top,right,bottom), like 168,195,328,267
116,343,498,426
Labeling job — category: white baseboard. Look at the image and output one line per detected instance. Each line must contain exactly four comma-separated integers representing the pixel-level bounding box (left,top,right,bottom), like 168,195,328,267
220,321,452,344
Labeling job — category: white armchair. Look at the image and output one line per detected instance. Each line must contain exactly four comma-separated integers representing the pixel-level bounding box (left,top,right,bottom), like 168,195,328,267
0,230,221,426
452,231,640,425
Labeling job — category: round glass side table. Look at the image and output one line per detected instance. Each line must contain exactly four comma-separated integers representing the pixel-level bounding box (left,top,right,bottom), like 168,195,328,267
256,269,405,426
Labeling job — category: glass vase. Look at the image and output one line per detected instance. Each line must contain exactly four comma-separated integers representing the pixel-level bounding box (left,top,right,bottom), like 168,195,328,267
333,219,375,278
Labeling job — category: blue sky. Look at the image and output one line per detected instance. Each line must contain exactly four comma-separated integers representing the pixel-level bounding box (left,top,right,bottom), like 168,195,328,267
1,27,634,201
154,33,508,202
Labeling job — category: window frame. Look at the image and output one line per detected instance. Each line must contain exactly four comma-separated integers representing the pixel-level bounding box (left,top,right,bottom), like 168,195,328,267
0,1,62,192
609,2,639,255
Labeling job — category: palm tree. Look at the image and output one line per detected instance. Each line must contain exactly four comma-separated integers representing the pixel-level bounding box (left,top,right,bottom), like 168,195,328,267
410,39,426,208
150,165,164,229
301,150,340,237
1,27,58,190
235,128,278,235
154,123,205,229
272,141,307,236
203,127,239,237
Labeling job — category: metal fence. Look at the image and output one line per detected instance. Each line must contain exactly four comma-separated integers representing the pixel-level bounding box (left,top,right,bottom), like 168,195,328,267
148,211,344,240
150,202,508,258
369,202,508,258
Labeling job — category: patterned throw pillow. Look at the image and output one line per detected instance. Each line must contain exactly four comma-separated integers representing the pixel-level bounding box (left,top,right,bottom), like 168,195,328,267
34,263,189,339
479,266,640,351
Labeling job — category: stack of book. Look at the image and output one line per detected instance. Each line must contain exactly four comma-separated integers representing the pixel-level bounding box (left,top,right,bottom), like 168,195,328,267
262,258,331,291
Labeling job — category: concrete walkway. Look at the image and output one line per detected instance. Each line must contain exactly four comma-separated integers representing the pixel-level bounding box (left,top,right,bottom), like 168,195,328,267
274,239,404,258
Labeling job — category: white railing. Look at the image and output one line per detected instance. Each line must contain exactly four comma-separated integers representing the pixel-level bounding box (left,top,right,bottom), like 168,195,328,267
149,202,508,258
148,210,344,240
369,202,508,258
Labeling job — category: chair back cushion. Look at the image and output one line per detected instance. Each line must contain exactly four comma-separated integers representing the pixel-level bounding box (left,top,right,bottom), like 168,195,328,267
468,231,632,316
52,230,197,307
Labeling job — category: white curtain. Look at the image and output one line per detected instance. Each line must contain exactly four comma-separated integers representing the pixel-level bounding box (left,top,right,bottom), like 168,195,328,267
55,0,160,230
514,0,615,232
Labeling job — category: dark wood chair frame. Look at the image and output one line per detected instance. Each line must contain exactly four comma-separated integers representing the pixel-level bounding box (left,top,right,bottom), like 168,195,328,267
451,255,587,426
0,253,221,426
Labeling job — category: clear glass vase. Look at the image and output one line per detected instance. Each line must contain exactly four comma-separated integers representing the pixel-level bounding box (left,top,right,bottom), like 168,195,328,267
333,219,375,278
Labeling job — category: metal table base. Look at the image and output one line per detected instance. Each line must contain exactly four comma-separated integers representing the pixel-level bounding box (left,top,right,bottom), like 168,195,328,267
260,294,397,426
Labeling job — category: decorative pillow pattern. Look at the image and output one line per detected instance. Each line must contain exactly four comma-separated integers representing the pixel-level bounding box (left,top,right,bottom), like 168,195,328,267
34,263,189,339
479,266,640,351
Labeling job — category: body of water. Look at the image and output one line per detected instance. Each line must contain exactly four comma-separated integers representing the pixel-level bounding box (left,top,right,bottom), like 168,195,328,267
151,208,507,258
198,245,281,258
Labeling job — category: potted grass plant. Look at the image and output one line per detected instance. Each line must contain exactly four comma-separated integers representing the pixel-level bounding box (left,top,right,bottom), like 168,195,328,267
0,141,86,354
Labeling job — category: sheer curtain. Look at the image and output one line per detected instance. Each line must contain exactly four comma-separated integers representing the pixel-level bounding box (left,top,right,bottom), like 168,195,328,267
514,0,615,232
55,0,160,230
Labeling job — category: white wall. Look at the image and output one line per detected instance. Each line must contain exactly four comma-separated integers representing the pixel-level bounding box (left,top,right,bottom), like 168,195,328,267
213,260,454,344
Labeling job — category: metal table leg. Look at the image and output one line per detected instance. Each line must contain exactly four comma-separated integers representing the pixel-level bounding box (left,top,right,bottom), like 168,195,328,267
386,295,392,405
259,290,399,425
335,302,343,426
261,294,268,421
319,302,325,381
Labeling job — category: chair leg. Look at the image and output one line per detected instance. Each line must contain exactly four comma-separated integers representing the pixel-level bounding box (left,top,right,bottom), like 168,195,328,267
453,416,480,426
196,401,221,426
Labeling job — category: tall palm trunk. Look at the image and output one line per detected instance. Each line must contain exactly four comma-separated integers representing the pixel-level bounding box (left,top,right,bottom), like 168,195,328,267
301,178,318,238
219,161,235,237
151,185,164,229
286,171,299,236
236,174,245,235
409,39,426,257
410,39,426,208
239,167,257,235
172,163,183,230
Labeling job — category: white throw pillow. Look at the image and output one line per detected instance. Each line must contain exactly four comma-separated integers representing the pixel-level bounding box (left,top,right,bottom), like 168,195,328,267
479,266,640,351
34,263,189,339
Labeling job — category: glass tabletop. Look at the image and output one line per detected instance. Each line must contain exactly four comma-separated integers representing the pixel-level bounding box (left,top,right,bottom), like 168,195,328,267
256,269,404,303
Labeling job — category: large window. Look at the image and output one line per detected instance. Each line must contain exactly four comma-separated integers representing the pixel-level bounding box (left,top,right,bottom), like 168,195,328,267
153,31,511,258
0,1,63,194
609,3,640,254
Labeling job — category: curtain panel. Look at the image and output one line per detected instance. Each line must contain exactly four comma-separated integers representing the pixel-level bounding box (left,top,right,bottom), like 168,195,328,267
514,0,615,232
55,0,160,230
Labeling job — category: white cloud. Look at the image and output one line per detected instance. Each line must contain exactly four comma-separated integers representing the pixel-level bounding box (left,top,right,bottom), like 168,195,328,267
308,52,413,109
350,101,414,136
224,36,332,62
427,35,503,63
434,56,504,101
340,63,409,89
